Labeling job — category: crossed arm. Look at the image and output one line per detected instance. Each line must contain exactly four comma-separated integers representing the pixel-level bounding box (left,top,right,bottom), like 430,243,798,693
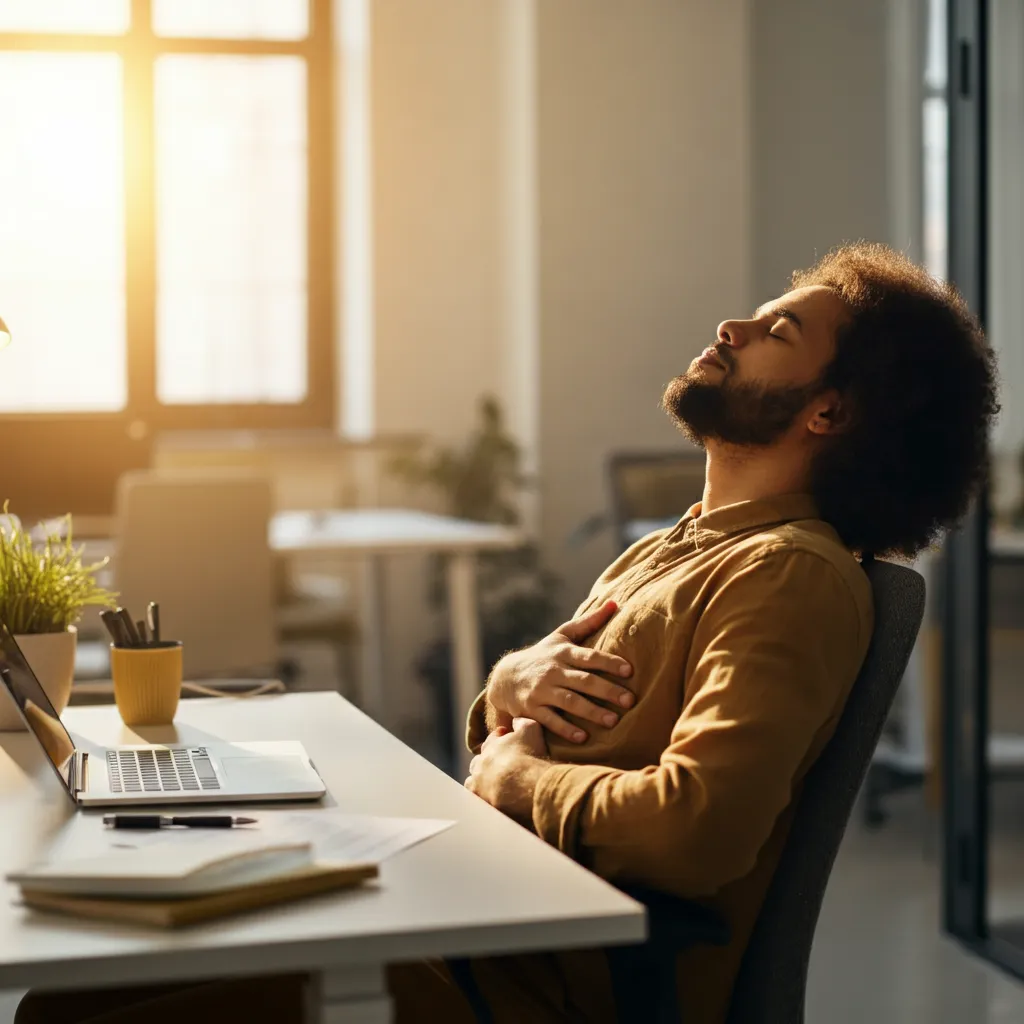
466,553,867,895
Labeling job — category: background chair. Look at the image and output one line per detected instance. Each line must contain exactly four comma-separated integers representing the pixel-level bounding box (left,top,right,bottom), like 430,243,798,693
151,430,419,696
114,471,277,680
608,557,926,1023
607,450,707,551
568,449,706,553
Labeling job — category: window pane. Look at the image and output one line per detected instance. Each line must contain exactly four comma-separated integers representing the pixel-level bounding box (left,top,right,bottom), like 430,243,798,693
152,0,307,40
923,96,948,280
155,56,307,405
924,0,947,92
0,0,128,33
0,54,126,413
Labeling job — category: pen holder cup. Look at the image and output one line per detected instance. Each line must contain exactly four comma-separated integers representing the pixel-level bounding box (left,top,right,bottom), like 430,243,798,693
110,642,182,727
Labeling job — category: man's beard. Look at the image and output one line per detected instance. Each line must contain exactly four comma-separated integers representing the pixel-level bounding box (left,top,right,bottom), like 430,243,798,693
662,360,823,448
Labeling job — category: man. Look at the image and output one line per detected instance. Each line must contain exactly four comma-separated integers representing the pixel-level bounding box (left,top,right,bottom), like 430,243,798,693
422,241,997,1023
16,243,998,1023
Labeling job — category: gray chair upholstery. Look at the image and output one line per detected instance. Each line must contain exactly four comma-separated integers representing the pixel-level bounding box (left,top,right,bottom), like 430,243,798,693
725,557,926,1022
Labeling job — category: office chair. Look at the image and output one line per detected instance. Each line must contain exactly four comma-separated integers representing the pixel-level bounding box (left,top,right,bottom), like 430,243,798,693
607,557,926,1023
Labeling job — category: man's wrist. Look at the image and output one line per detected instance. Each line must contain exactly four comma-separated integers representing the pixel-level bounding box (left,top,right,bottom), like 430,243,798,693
504,754,549,826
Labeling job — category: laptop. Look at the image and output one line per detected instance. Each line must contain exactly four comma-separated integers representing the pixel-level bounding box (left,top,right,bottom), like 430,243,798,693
0,626,326,807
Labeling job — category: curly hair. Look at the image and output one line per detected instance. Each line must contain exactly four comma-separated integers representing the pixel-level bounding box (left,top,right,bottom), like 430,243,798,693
791,242,999,559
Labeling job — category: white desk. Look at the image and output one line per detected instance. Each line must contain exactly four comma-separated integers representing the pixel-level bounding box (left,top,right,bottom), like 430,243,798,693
271,510,522,772
0,693,643,1022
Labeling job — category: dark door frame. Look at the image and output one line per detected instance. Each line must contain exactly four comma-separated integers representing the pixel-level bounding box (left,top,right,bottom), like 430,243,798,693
943,0,1024,981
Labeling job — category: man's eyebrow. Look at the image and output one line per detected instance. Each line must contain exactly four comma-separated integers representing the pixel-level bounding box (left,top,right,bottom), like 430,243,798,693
753,304,803,331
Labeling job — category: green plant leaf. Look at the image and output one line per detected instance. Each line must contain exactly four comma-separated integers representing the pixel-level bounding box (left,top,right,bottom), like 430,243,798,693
0,502,118,634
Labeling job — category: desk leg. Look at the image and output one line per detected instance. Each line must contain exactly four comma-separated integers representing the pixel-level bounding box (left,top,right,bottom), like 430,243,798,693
447,553,484,778
308,964,391,1023
361,555,389,730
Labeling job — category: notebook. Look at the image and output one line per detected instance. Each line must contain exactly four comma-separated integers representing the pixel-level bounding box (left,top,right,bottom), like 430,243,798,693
18,864,378,928
9,835,378,927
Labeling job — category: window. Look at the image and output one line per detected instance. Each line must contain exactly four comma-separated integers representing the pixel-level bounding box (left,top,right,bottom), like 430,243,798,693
0,1,333,428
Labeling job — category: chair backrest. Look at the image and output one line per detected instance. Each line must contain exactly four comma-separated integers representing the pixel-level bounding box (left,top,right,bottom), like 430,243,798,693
726,559,926,1023
606,450,705,552
114,470,276,679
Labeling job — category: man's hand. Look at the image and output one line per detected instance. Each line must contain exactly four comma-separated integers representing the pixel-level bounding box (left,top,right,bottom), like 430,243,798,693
465,718,550,826
486,600,635,744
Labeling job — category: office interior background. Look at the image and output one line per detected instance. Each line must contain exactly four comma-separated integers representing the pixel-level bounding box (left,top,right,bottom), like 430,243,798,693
1,0,1024,1020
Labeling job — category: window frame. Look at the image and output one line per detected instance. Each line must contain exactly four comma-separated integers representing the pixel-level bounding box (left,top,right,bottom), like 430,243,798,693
0,0,335,432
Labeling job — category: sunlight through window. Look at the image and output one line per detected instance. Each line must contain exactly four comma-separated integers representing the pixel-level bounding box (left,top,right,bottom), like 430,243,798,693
154,56,308,405
0,54,126,412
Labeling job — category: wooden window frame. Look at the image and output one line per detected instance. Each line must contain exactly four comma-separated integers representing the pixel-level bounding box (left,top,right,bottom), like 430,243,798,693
0,0,335,516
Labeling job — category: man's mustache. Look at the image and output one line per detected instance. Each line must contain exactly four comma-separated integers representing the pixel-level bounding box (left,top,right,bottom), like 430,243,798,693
710,344,734,370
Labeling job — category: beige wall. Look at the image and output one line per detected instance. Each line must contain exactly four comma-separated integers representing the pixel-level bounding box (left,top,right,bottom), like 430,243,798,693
372,0,505,447
536,0,751,610
363,0,897,729
750,0,890,300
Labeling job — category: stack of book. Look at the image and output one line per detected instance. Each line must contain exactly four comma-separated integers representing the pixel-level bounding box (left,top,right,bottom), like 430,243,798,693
8,838,377,927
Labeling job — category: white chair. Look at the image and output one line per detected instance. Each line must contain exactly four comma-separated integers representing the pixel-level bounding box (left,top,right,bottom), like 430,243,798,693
113,471,276,680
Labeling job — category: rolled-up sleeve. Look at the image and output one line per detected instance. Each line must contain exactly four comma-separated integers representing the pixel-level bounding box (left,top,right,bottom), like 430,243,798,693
531,549,870,897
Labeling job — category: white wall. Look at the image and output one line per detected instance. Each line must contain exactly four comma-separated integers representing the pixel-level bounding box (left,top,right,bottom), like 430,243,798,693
358,0,902,727
750,0,891,300
536,0,751,610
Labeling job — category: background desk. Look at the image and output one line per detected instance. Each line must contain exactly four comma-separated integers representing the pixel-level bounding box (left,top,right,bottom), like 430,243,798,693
271,510,523,773
0,693,642,1023
81,509,523,775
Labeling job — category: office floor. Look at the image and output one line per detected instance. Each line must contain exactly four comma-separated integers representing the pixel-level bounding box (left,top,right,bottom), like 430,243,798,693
0,788,1023,1023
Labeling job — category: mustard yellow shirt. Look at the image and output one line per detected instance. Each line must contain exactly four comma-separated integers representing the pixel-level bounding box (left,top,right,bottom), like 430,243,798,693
467,493,873,1023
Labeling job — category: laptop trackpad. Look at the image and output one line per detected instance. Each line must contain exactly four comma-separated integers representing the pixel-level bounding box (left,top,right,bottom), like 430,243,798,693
220,755,312,791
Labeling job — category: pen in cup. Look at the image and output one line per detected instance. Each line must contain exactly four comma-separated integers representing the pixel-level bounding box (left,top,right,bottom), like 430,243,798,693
147,602,160,644
117,608,140,647
100,609,129,647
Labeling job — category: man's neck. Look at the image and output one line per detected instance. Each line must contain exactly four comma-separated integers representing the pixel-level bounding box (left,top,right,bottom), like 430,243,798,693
700,442,811,515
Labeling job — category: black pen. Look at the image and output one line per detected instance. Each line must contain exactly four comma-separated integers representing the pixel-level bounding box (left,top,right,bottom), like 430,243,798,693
102,814,257,829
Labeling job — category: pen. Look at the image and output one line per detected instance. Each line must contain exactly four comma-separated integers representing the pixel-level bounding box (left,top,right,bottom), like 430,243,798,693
102,814,257,830
100,609,128,647
147,601,161,643
117,607,140,646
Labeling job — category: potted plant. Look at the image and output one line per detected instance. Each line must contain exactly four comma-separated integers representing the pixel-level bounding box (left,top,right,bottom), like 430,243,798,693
390,397,561,769
0,505,117,730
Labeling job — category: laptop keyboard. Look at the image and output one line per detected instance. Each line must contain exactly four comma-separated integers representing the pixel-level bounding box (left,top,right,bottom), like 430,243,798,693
106,747,221,794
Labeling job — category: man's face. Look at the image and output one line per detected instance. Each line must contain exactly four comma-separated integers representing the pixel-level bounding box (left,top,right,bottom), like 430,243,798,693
663,285,849,447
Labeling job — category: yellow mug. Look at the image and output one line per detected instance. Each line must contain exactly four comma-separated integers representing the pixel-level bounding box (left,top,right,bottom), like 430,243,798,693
110,642,183,727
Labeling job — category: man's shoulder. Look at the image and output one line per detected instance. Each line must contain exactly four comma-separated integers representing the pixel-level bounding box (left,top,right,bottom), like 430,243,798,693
728,517,872,616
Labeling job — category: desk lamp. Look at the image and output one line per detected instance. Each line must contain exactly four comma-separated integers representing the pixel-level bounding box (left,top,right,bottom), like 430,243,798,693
0,316,9,350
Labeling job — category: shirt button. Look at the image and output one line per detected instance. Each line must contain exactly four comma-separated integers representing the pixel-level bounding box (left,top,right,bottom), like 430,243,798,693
628,624,638,636
649,559,659,569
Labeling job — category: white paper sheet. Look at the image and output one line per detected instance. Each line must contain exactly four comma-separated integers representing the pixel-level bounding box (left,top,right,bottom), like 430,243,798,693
252,811,454,863
33,810,454,869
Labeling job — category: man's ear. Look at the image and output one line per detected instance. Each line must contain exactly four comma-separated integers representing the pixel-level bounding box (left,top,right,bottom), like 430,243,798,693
806,390,848,436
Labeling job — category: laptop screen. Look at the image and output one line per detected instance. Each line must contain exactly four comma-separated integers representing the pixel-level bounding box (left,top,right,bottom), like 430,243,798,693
0,625,76,800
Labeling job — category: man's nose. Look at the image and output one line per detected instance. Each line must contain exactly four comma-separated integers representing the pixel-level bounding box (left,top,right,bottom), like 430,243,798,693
716,320,748,348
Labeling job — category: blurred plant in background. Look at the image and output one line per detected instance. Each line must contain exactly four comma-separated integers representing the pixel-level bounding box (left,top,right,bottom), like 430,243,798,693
390,397,560,763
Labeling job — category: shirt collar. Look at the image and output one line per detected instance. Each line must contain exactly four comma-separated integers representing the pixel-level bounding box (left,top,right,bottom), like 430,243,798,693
680,493,820,550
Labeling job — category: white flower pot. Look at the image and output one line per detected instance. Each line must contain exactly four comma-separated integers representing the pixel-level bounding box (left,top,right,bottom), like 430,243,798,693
0,626,77,731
